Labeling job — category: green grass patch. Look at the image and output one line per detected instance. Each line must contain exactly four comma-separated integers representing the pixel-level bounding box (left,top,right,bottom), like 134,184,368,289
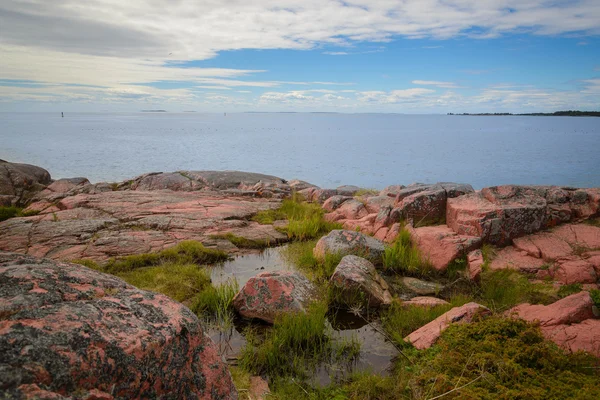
381,295,472,346
478,269,555,312
280,240,343,282
104,240,230,274
239,300,360,380
210,233,273,249
0,206,39,222
252,195,342,241
382,228,431,276
557,283,583,298
590,289,600,308
116,263,211,303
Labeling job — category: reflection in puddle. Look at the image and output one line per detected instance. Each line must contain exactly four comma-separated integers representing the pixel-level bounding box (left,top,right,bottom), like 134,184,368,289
206,246,398,385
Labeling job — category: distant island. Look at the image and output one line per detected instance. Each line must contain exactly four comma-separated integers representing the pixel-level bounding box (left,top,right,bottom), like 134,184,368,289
448,110,600,117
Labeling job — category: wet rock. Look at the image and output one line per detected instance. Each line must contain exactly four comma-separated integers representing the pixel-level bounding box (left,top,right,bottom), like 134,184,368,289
404,302,490,349
407,225,481,271
330,255,392,308
402,296,450,307
232,271,316,324
400,277,444,296
447,185,600,245
0,160,52,206
0,252,236,399
314,230,385,264
467,249,484,281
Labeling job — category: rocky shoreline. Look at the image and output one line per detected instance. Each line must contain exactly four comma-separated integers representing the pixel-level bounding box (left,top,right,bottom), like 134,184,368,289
1,159,600,399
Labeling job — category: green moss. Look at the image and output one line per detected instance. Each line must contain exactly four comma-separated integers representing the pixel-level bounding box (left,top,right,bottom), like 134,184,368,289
210,233,273,249
104,240,230,273
354,188,378,197
0,206,39,222
584,218,600,228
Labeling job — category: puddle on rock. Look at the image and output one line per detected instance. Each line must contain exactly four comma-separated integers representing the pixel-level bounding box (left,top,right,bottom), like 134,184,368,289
206,245,399,385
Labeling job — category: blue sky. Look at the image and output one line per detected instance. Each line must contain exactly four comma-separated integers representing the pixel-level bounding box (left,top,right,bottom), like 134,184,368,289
0,0,599,113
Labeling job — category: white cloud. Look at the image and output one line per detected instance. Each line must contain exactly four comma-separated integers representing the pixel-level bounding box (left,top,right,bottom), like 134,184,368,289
412,80,463,89
323,51,349,55
356,88,436,104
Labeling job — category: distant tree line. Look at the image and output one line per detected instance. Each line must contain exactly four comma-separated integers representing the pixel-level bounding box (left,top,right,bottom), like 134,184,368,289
447,110,600,117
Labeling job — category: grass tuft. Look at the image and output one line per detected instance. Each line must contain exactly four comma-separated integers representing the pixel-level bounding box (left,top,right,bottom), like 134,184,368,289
104,240,230,273
239,300,360,379
70,258,102,271
281,240,343,282
191,278,239,327
557,283,583,298
252,194,342,241
382,227,431,276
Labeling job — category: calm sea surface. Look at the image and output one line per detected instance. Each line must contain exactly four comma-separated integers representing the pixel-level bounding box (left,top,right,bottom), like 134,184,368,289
1,112,599,189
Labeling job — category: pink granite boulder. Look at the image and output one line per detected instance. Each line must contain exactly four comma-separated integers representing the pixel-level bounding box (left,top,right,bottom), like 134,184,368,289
0,252,236,399
406,225,481,271
404,302,490,349
232,271,316,324
0,160,52,206
330,255,392,308
467,249,484,281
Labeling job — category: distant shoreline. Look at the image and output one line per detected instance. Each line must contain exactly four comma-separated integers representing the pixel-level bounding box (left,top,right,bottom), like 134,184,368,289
448,111,600,117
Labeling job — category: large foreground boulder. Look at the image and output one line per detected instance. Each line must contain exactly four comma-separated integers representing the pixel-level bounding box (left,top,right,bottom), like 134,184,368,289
0,160,51,206
232,271,316,324
447,185,600,245
508,291,600,357
404,302,490,349
330,255,392,308
0,252,236,399
314,230,385,264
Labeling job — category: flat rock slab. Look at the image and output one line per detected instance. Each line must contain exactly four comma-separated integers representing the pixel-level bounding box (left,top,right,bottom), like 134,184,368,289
508,292,599,357
402,296,450,307
404,302,490,349
0,190,286,262
330,255,392,308
447,185,600,245
0,252,236,399
407,225,481,271
314,230,385,264
401,277,444,296
489,223,600,284
232,271,316,324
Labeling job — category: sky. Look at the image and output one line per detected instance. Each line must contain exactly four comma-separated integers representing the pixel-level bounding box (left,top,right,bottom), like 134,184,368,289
0,0,599,113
